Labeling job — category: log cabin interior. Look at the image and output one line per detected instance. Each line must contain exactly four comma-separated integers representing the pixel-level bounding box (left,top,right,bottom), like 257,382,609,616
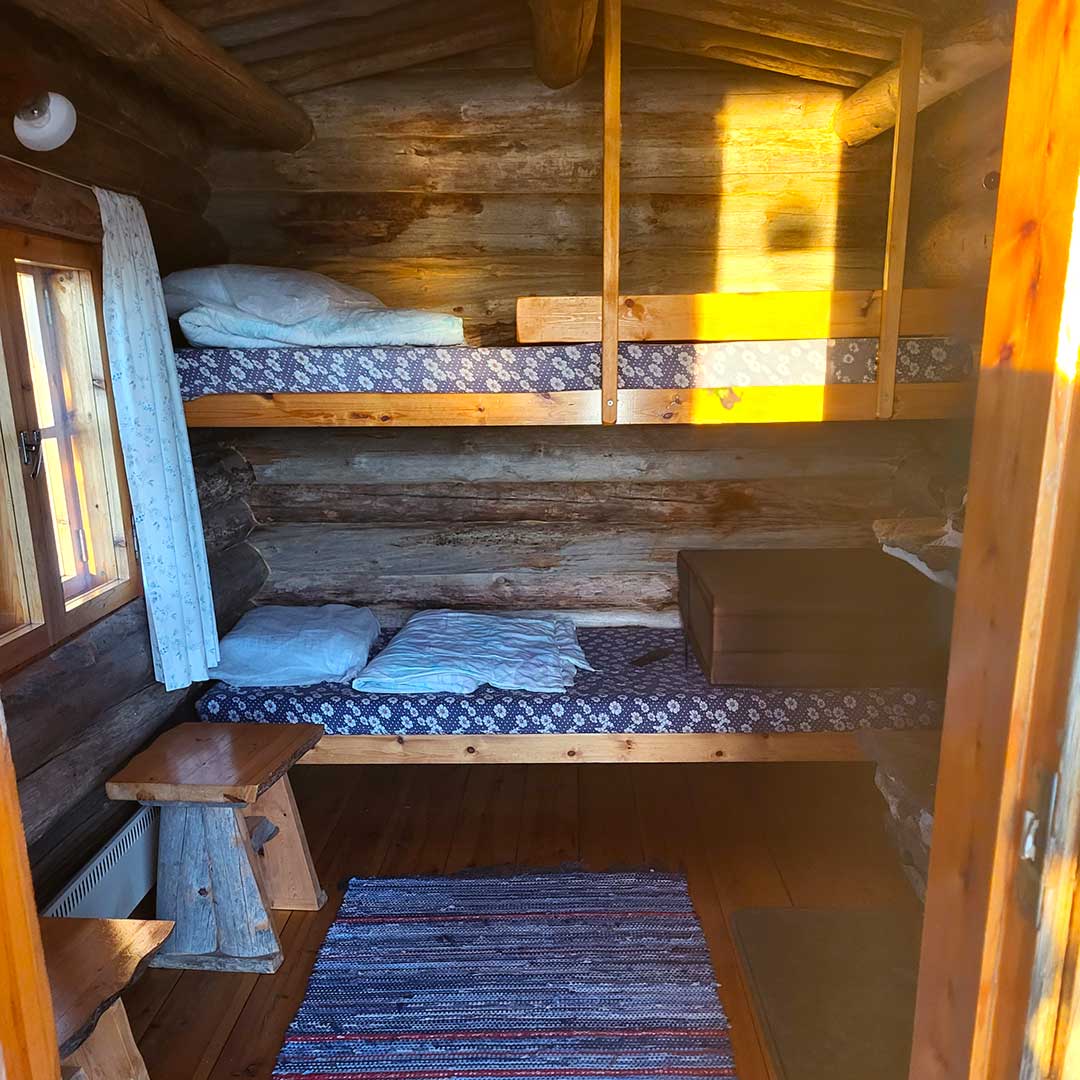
2,0,1080,1078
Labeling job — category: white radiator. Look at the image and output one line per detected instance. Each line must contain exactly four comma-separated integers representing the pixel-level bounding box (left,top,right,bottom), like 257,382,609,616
42,806,159,918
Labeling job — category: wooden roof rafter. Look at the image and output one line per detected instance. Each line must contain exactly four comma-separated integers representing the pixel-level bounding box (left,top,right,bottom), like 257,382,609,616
9,0,313,151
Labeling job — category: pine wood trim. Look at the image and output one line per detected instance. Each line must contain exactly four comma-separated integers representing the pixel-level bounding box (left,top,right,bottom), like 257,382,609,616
516,287,986,343
876,25,922,420
300,731,883,765
0,701,61,1079
181,381,975,428
909,0,1080,1073
601,0,621,426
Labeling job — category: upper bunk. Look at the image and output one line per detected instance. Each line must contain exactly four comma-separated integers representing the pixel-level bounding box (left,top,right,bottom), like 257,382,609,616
160,0,1009,431
180,285,983,427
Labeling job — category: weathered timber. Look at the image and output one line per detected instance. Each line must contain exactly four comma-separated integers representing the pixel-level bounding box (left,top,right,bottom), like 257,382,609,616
231,421,968,620
208,542,270,630
255,3,533,95
229,422,962,485
908,70,1009,289
192,444,255,511
621,8,876,86
0,159,101,244
5,541,267,787
154,805,282,972
175,0,410,40
201,497,257,554
834,13,1014,146
529,0,599,88
17,682,200,846
206,55,896,341
0,8,207,168
9,0,313,150
246,477,902,526
625,0,898,59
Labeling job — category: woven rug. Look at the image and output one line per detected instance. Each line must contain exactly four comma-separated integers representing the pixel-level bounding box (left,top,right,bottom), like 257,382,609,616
273,869,736,1080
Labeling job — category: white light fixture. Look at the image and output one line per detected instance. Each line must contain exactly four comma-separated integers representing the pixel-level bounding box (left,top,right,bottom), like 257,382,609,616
13,92,77,152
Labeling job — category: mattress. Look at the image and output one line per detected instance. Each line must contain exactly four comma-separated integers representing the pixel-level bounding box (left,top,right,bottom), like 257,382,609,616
196,627,943,737
175,338,973,400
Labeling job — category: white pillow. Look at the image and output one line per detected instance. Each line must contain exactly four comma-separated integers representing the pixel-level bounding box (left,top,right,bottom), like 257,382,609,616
351,610,593,695
210,604,381,687
163,265,383,326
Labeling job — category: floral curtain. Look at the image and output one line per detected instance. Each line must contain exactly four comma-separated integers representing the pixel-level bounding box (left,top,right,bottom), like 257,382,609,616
94,188,219,689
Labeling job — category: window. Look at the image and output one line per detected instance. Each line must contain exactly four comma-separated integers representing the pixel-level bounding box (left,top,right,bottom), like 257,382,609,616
0,227,139,674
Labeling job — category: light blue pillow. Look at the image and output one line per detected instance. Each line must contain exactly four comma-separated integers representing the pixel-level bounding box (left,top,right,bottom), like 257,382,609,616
351,611,593,695
210,604,380,687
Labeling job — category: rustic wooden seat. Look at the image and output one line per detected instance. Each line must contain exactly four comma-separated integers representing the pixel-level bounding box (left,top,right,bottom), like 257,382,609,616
41,916,174,1080
106,722,326,973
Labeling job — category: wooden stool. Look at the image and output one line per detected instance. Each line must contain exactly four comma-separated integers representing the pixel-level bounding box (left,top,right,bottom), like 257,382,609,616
42,916,174,1080
106,722,325,973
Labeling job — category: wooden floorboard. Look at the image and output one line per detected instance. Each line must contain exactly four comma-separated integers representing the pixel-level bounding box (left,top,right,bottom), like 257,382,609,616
124,761,918,1080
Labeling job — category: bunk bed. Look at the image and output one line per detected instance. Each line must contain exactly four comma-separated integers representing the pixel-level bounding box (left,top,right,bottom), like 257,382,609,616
195,625,945,764
179,287,982,428
177,17,975,433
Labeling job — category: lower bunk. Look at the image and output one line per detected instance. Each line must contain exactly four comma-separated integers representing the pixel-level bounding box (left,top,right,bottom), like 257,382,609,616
195,627,944,764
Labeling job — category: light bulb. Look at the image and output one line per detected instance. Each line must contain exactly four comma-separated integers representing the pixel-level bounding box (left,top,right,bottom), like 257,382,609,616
13,92,77,152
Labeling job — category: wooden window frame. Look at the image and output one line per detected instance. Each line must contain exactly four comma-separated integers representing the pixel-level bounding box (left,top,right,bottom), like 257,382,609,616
0,225,140,676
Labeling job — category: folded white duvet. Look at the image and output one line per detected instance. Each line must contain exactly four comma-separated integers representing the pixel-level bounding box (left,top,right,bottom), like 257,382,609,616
352,610,594,695
178,302,465,349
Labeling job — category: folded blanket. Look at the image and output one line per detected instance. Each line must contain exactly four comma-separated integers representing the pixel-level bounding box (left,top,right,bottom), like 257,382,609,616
179,301,465,349
351,610,593,695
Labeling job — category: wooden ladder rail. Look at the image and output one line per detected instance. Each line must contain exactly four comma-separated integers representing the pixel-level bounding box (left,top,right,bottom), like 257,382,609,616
876,24,923,419
601,0,621,425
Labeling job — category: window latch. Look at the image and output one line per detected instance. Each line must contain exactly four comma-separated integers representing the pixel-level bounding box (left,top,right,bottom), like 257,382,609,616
18,430,42,479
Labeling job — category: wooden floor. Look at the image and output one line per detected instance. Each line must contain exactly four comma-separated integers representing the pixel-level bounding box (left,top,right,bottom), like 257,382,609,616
122,761,922,1080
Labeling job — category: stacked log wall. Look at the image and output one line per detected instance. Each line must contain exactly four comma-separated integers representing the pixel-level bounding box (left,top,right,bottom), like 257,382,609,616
4,443,266,906
205,44,900,344
907,69,1011,288
228,422,970,627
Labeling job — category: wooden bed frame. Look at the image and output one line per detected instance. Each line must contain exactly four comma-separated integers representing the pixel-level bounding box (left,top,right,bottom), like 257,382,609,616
297,729,937,766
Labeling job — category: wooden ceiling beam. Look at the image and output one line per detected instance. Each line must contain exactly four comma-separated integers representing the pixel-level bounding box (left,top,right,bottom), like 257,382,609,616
9,0,313,151
529,0,601,89
627,0,899,61
622,8,880,87
835,12,1013,145
211,0,415,51
254,2,533,96
233,0,453,66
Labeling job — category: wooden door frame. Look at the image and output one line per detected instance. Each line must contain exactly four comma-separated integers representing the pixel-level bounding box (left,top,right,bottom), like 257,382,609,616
909,0,1080,1076
0,698,60,1079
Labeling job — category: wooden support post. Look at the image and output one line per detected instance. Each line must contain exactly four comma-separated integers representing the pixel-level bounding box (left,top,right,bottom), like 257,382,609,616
876,25,922,420
252,775,327,912
63,1000,147,1080
153,804,283,973
601,0,621,426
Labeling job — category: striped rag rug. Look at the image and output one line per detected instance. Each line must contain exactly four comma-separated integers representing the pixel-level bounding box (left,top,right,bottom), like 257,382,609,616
273,869,736,1080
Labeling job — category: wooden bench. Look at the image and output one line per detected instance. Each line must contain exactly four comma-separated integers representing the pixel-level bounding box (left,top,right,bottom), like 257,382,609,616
106,722,326,973
41,916,174,1080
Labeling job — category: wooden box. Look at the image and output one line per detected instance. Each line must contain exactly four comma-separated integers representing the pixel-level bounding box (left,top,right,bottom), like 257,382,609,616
677,549,952,687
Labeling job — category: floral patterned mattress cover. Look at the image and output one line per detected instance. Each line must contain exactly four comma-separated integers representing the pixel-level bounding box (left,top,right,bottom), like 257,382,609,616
196,627,943,737
176,337,973,399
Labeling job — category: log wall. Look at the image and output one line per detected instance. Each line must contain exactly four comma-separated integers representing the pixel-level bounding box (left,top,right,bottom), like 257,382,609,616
4,443,266,906
228,421,970,627
0,8,226,272
908,69,1011,288
205,44,900,344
